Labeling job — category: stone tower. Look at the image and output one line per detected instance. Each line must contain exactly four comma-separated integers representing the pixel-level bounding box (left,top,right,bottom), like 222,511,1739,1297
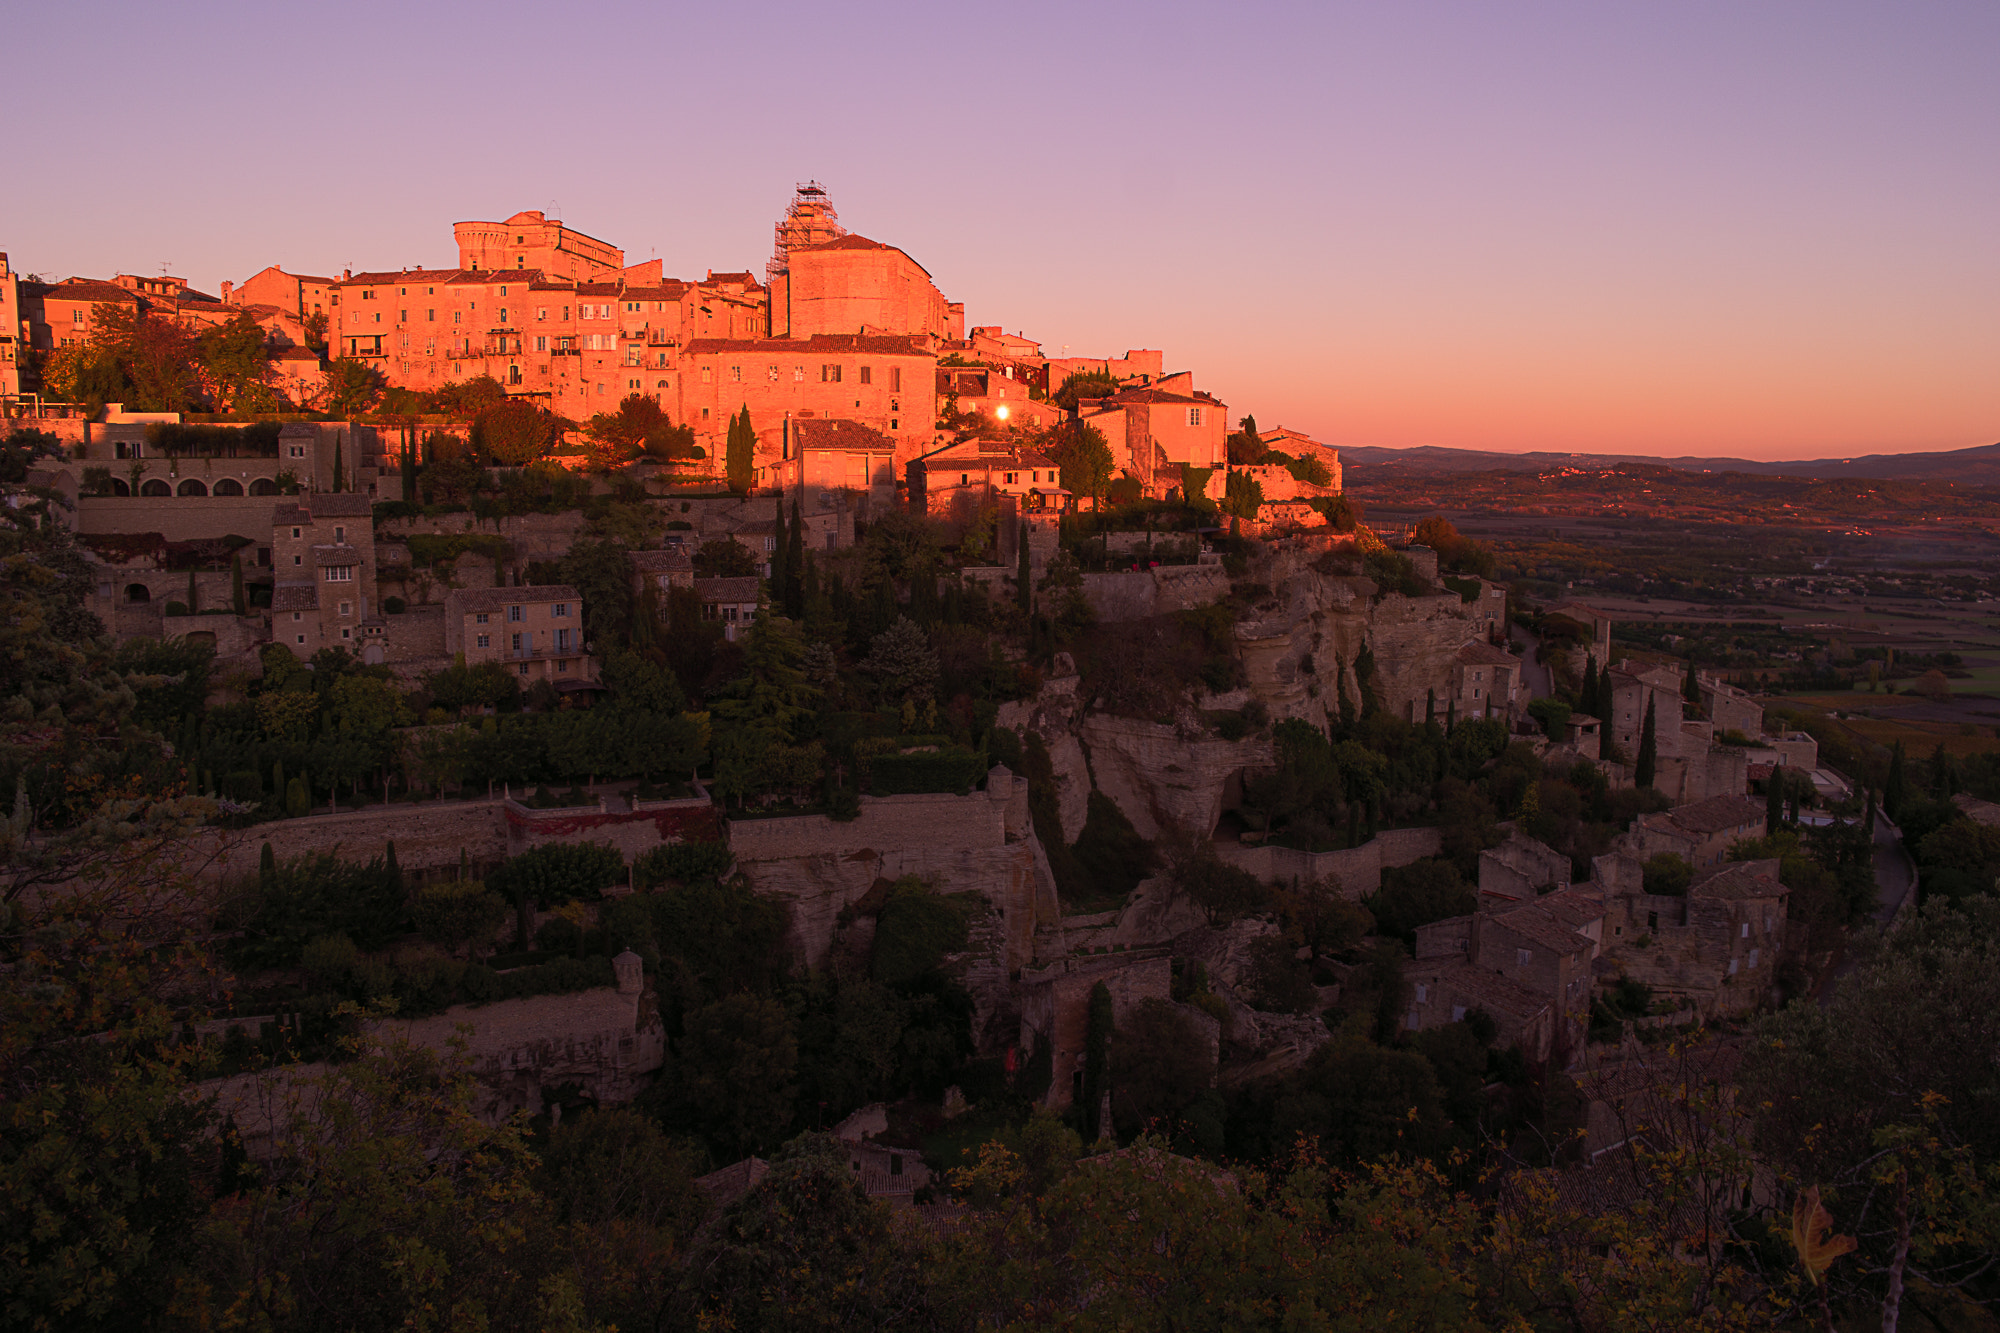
767,181,846,285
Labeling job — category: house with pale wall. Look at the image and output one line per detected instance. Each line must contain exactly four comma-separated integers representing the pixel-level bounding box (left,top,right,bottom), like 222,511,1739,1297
1079,372,1227,496
443,584,595,688
1591,854,1788,1017
271,493,386,662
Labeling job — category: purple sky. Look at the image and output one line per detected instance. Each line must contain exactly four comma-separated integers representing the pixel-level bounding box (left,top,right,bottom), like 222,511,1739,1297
7,1,1996,459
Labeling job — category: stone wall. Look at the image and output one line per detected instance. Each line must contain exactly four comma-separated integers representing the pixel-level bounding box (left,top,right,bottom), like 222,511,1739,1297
205,980,663,1154
729,783,1012,863
208,798,512,883
1216,825,1443,897
1080,565,1229,623
506,793,725,864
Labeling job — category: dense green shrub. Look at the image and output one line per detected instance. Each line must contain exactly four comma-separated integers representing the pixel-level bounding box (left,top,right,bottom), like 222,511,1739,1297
870,878,976,986
225,851,407,970
862,745,986,796
1072,792,1156,902
634,839,733,889
489,841,625,909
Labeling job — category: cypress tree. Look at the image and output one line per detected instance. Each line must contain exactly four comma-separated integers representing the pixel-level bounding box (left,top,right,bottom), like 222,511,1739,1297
1446,699,1457,735
185,568,198,614
1580,653,1599,715
771,488,788,594
1683,658,1702,709
1425,688,1436,726
385,840,403,896
1599,662,1614,716
1885,741,1907,819
1082,981,1113,1142
231,552,245,616
271,759,285,801
1765,769,1784,837
1016,520,1032,614
258,840,275,885
401,435,419,501
332,433,344,493
1864,787,1878,838
725,407,754,495
786,493,806,618
1635,695,1658,789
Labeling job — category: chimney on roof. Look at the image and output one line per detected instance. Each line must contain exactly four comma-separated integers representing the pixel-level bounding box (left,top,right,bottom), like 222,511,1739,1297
342,268,351,280
220,280,233,303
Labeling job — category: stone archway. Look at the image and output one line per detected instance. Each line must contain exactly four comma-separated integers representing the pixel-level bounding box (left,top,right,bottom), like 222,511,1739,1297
212,478,244,496
248,478,278,496
125,583,151,602
140,479,171,496
177,478,208,496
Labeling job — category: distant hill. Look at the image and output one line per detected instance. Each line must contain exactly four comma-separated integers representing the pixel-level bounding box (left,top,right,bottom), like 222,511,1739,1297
1339,441,2000,483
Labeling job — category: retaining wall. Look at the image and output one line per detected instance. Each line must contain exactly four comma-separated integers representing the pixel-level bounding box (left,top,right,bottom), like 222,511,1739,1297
1216,824,1443,897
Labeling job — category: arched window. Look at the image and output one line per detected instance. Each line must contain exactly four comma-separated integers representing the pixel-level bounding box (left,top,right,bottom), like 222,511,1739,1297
141,479,171,496
248,478,279,496
177,478,208,496
124,583,151,603
110,479,131,496
212,478,244,496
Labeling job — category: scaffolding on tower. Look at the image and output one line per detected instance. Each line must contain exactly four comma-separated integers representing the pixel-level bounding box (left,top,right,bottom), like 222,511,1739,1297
767,181,846,285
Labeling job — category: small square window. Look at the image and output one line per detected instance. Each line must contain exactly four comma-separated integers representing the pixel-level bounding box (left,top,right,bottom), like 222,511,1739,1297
296,634,306,644
476,633,490,648
508,606,523,622
475,612,489,624
1515,948,1532,967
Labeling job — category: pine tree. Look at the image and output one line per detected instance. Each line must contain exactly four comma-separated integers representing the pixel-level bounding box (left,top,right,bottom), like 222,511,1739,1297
1885,740,1908,819
1635,695,1658,789
1766,769,1784,837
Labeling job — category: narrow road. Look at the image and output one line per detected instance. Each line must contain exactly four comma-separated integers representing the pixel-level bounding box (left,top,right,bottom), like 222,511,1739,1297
1869,812,1915,928
1509,622,1554,700
1818,811,1914,1006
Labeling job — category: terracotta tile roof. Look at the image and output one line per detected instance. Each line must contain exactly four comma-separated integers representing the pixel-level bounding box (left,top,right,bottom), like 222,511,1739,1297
337,269,465,287
1689,858,1786,901
695,1156,769,1209
1456,640,1519,667
1485,905,1591,956
701,271,763,288
445,585,581,614
40,280,140,304
628,549,693,572
621,284,685,300
574,282,622,296
694,576,761,603
1532,885,1606,931
273,503,312,525
791,418,894,453
308,494,374,518
1103,386,1205,406
682,333,932,357
312,545,363,567
1665,794,1765,836
271,347,322,362
1417,959,1552,1022
271,585,317,612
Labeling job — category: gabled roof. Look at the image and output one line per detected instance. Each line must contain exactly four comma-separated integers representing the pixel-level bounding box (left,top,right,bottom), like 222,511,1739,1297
312,545,363,566
308,494,374,518
628,548,693,572
271,585,317,612
791,418,895,454
1689,858,1786,901
38,280,140,304
1663,794,1765,836
337,268,466,287
1416,959,1554,1022
1457,640,1518,667
694,576,760,603
1485,904,1591,956
445,585,581,613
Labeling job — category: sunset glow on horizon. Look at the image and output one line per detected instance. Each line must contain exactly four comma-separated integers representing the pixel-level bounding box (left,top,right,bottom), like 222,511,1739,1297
6,0,1994,462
